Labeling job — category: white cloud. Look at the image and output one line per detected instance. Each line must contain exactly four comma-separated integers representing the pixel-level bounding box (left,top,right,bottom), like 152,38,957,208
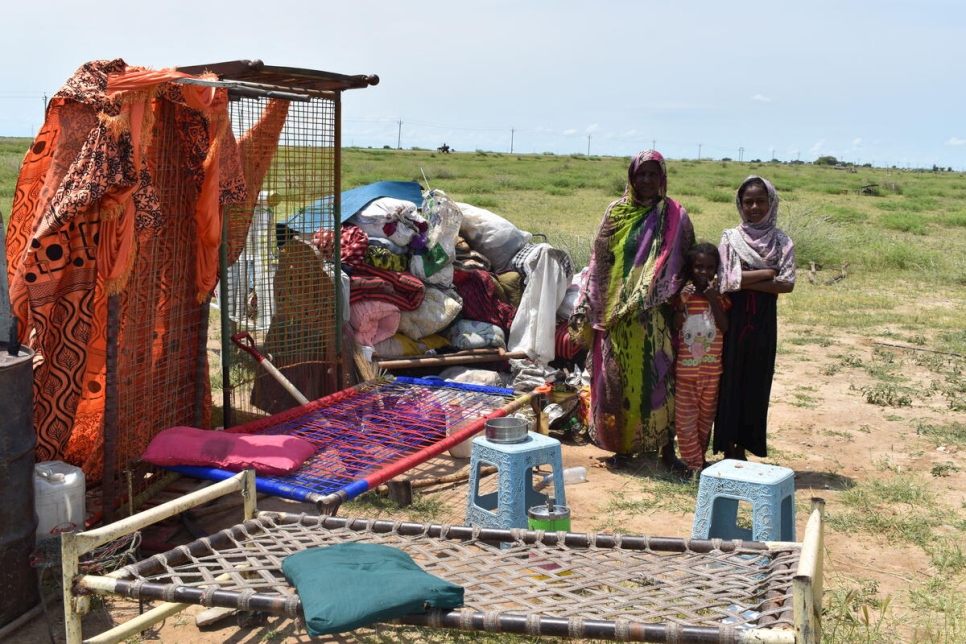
945,137,966,146
809,140,826,156
852,138,862,146
751,94,771,102
585,124,600,134
563,128,578,136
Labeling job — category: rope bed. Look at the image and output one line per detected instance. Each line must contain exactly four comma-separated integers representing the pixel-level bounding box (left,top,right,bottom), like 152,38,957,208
63,472,825,644
168,376,522,511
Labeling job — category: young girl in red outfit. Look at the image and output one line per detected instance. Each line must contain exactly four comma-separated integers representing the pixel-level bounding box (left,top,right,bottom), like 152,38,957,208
673,242,730,476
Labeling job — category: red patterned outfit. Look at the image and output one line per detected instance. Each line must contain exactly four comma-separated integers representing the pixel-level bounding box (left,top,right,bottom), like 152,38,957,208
674,292,730,470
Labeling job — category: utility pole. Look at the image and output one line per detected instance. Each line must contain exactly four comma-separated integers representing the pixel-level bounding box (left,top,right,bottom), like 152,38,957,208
587,134,591,156
738,147,744,163
698,143,702,161
510,128,515,154
769,147,775,161
396,120,402,149
652,139,656,152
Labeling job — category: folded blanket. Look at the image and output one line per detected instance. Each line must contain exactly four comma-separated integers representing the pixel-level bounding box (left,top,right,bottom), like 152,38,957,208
283,543,463,636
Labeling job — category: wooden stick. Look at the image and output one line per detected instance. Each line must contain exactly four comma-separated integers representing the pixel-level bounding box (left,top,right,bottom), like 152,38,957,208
375,350,529,370
823,262,850,285
374,465,497,494
873,341,963,358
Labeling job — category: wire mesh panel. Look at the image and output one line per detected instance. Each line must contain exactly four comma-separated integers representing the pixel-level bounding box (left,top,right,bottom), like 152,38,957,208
104,101,218,516
218,94,342,425
8,60,375,528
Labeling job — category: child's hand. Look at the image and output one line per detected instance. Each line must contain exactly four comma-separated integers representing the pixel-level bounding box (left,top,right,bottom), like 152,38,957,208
702,275,719,297
680,282,696,303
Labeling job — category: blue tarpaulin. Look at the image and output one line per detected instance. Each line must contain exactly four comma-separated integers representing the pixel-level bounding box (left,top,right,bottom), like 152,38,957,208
282,180,424,237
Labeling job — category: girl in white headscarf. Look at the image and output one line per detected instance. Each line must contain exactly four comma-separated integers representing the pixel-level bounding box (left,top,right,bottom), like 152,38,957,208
713,176,796,460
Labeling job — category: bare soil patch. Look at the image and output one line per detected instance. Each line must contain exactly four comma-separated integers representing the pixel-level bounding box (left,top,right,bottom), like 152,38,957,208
7,324,965,643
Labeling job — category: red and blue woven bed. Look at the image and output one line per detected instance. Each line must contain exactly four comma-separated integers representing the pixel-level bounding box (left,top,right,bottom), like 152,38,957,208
167,376,524,511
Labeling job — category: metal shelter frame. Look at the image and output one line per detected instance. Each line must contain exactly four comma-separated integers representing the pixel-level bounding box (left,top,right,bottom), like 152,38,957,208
99,61,378,521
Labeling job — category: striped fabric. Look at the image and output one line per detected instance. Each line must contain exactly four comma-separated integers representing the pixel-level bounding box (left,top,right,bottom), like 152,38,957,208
452,268,516,333
554,320,582,361
674,375,718,470
349,264,425,312
312,224,369,268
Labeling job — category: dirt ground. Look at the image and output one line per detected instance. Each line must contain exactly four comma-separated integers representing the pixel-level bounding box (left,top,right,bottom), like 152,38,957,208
5,324,965,643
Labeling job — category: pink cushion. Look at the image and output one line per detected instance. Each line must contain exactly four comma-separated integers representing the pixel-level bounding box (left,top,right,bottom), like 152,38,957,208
142,426,316,475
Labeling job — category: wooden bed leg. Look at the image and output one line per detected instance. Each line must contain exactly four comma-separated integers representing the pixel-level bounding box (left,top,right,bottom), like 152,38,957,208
242,468,257,520
388,479,414,506
61,530,86,644
792,498,826,644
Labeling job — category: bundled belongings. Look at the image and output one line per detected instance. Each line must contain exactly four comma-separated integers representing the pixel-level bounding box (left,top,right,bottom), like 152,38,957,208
274,182,581,401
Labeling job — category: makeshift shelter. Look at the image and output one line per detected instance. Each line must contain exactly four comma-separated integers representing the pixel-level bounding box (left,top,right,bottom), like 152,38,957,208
6,59,377,520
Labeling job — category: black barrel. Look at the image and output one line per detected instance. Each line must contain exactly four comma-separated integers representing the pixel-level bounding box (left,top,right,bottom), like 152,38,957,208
0,346,39,627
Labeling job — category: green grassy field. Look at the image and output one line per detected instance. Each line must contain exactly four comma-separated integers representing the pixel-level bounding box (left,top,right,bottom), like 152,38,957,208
337,146,966,357
3,137,965,642
7,137,962,353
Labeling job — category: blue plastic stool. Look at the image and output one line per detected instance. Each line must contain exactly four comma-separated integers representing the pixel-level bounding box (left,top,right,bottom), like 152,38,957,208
465,431,566,531
691,459,796,542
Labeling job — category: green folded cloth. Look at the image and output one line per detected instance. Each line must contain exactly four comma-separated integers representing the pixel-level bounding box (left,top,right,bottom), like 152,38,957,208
282,542,464,636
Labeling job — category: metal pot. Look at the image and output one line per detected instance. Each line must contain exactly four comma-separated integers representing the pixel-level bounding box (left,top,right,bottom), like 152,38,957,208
484,416,529,443
527,503,572,531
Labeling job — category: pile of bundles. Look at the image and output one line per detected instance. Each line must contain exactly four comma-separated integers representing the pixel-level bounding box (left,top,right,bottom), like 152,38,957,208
312,189,585,382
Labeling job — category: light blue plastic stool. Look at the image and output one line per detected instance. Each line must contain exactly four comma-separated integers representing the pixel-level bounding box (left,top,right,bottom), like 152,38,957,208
465,431,566,531
691,459,796,542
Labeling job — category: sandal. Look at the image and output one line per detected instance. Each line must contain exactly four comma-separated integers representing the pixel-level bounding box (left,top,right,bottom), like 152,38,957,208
604,454,631,469
676,468,700,484
661,454,690,476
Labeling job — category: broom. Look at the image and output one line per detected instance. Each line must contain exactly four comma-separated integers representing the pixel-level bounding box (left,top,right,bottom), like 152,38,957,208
344,330,386,384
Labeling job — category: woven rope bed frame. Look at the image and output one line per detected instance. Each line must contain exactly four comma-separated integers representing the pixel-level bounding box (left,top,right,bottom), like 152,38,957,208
63,471,824,644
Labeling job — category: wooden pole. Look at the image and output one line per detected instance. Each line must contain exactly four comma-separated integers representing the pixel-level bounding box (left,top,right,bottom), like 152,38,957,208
374,349,529,370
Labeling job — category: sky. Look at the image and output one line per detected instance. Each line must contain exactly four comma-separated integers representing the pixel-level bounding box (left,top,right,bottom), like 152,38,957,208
1,0,964,169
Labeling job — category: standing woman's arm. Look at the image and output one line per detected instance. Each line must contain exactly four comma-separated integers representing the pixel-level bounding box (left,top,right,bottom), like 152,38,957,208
740,268,777,286
743,278,794,294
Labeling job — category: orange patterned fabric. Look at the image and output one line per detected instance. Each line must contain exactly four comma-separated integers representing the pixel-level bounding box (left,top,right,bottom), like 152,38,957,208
6,60,249,476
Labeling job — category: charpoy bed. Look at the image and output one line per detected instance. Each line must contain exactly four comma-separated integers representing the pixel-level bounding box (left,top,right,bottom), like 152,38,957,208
62,471,824,644
166,376,523,512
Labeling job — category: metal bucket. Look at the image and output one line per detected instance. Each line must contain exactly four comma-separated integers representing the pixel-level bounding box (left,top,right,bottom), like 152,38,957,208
527,503,572,532
484,416,528,443
0,346,39,628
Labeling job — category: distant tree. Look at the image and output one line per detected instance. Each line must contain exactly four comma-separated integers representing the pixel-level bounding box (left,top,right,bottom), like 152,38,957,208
750,158,762,163
721,157,732,162
815,155,839,166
